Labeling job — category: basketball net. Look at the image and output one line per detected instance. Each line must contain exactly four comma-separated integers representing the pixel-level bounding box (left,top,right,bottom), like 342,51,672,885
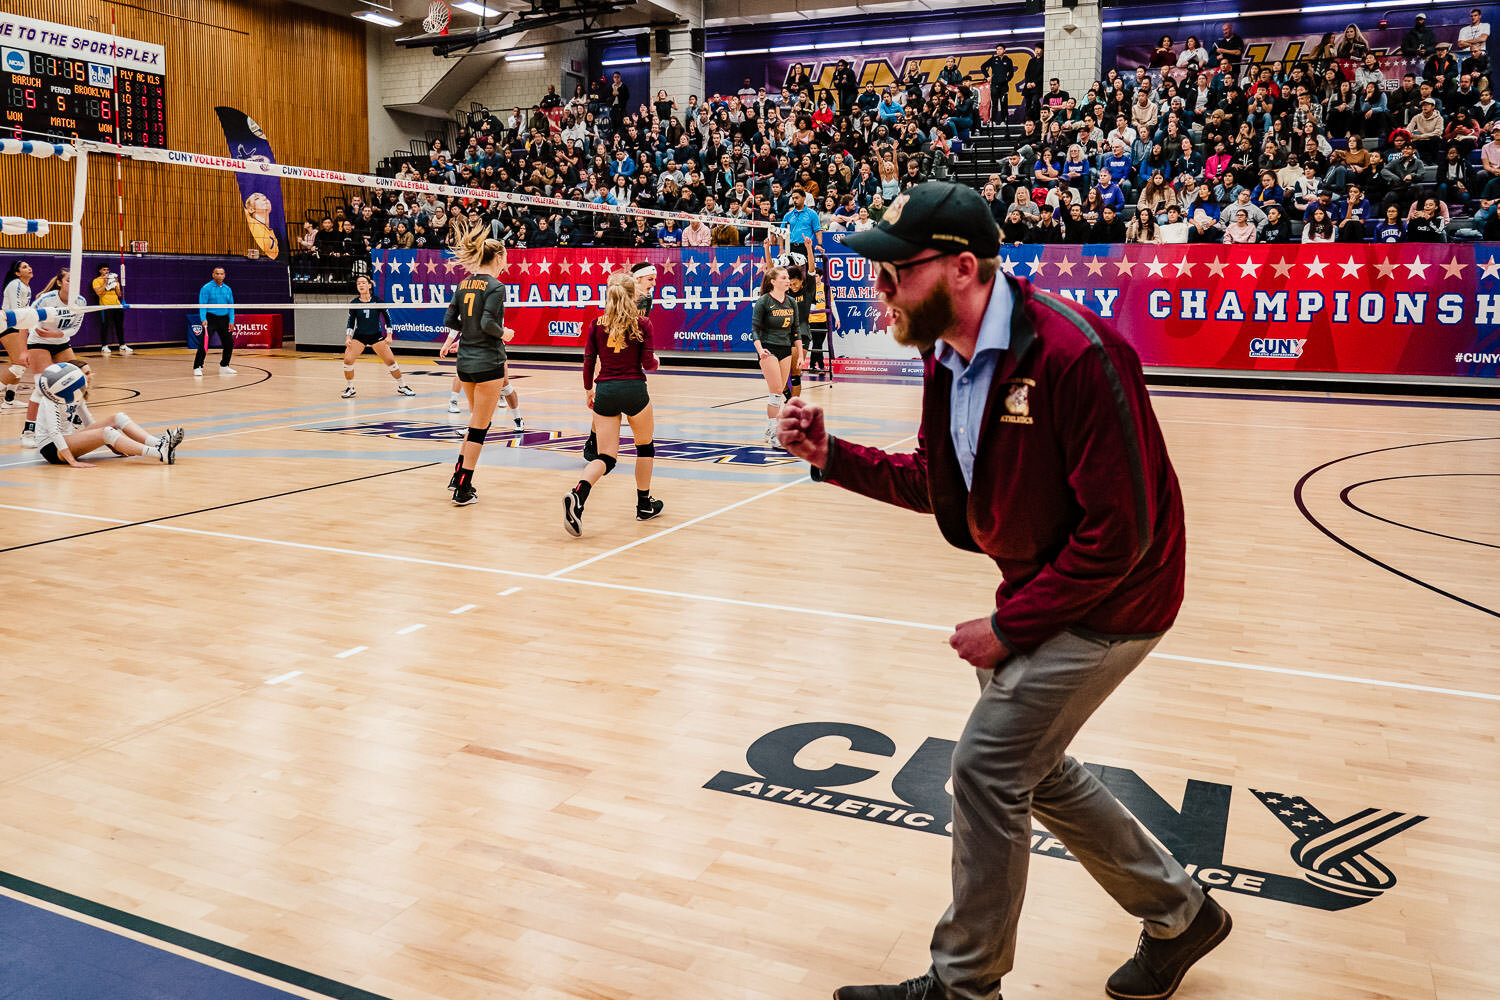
423,0,451,35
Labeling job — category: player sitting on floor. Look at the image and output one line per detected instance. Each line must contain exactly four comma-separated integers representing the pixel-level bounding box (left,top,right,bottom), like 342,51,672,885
32,362,183,467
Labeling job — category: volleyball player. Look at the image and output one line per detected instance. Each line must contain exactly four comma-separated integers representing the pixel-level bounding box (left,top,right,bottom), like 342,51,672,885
564,270,662,536
1,259,32,410
584,259,656,463
341,275,416,398
20,268,90,450
764,244,814,400
31,362,182,467
751,265,797,446
440,222,516,506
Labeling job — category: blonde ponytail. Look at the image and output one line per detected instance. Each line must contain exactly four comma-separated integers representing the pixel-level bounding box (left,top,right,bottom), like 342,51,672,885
449,221,506,273
602,270,641,351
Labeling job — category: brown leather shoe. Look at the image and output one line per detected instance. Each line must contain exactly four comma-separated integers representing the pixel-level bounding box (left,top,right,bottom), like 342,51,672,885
1105,895,1232,1000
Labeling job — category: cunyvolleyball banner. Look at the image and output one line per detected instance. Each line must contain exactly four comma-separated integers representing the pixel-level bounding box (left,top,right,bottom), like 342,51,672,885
214,107,285,260
371,246,768,352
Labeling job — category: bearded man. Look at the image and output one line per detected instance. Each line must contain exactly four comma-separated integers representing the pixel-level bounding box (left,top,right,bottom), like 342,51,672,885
777,181,1231,1000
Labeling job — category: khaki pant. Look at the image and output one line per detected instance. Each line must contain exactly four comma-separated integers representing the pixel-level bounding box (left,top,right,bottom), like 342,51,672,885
929,630,1204,1000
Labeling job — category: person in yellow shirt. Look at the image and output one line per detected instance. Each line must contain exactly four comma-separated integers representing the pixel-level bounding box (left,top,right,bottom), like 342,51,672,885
92,265,129,356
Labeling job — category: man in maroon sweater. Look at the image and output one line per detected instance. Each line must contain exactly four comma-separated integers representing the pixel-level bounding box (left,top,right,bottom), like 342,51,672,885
779,182,1232,1000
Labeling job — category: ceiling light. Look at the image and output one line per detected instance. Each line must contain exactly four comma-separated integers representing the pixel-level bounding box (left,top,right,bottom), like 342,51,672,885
505,51,544,61
354,9,402,27
453,1,502,15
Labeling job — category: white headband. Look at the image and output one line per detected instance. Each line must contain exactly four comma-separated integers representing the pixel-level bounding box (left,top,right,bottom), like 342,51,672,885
631,264,657,279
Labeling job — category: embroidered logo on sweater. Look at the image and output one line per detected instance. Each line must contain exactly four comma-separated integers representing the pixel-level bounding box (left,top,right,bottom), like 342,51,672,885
1000,377,1035,424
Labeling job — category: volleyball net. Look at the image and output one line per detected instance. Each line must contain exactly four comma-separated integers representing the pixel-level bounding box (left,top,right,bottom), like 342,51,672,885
1,136,860,363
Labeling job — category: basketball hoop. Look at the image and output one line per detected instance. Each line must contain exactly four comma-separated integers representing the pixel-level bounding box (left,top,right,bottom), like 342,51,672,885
423,0,451,35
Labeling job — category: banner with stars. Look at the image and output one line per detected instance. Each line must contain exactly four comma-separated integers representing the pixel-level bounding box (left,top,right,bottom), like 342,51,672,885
1004,244,1500,380
371,247,767,353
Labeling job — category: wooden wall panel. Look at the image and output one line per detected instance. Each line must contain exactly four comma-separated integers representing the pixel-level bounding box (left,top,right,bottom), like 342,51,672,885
0,0,368,256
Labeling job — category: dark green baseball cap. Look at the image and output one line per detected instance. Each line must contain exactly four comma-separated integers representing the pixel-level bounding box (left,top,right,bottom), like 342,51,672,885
842,181,1000,262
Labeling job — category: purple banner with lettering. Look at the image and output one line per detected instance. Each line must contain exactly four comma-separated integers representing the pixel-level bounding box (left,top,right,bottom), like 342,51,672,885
214,106,286,261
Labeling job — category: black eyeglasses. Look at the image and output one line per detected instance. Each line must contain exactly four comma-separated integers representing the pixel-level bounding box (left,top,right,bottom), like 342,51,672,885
877,252,952,286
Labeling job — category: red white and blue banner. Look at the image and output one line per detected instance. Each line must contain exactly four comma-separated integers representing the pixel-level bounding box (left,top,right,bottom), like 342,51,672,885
371,246,766,352
372,244,1500,380
832,243,1500,381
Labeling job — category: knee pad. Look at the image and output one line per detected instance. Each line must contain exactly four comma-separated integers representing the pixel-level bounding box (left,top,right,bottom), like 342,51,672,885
102,427,122,448
635,441,655,458
7,364,23,380
343,363,356,374
600,454,617,475
789,374,801,389
767,393,782,409
504,385,518,400
113,412,133,429
465,424,490,444
386,363,400,373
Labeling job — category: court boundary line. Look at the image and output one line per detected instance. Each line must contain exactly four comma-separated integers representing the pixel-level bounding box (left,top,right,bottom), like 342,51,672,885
0,462,439,554
2,500,1494,702
543,433,916,579
0,873,396,1000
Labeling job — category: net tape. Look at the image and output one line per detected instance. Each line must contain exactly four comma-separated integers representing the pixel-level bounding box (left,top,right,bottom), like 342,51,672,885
75,141,789,239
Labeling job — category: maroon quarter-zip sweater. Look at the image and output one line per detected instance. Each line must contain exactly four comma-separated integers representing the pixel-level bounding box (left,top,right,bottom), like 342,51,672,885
816,276,1186,652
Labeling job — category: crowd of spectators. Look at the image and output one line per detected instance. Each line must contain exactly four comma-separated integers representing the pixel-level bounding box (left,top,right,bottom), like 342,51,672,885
291,7,1498,283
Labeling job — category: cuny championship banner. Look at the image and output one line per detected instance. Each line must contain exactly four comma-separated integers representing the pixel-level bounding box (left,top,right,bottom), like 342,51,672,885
370,244,1500,380
371,246,767,352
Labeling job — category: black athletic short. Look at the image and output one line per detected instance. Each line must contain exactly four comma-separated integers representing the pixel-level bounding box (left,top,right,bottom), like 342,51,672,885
353,332,385,347
29,340,72,358
762,341,793,361
457,364,506,384
39,442,65,466
592,378,650,418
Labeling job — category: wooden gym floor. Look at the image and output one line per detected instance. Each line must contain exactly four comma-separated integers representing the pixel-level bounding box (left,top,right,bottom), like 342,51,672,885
0,348,1496,1000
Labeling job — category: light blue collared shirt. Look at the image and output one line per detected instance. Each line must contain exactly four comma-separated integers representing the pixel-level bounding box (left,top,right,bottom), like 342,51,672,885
934,278,1014,489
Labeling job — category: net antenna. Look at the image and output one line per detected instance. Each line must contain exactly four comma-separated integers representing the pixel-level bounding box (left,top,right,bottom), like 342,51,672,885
423,0,452,35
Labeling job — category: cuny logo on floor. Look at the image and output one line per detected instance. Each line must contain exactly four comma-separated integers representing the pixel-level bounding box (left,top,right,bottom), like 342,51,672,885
706,721,1426,911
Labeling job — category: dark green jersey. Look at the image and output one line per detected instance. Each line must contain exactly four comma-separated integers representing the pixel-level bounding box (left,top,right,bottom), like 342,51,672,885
790,279,814,336
444,273,507,373
752,292,797,347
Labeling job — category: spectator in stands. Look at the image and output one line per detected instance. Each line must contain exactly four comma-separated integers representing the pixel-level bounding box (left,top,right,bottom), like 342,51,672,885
1301,206,1335,242
1426,42,1459,87
1259,204,1293,242
1381,134,1426,208
1406,196,1448,240
1138,170,1178,219
1461,8,1491,72
1436,145,1477,208
1358,82,1390,140
1410,97,1446,158
1212,22,1245,68
1177,36,1209,71
1219,188,1267,229
1402,15,1437,61
1158,203,1189,242
1336,24,1370,60
1222,207,1257,243
1126,206,1160,242
1338,185,1372,240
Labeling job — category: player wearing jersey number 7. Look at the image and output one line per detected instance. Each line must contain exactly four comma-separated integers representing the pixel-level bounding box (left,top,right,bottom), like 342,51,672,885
440,223,518,506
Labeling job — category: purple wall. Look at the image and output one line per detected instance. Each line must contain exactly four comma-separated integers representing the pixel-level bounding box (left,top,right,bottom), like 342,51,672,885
4,252,292,347
591,0,1486,106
